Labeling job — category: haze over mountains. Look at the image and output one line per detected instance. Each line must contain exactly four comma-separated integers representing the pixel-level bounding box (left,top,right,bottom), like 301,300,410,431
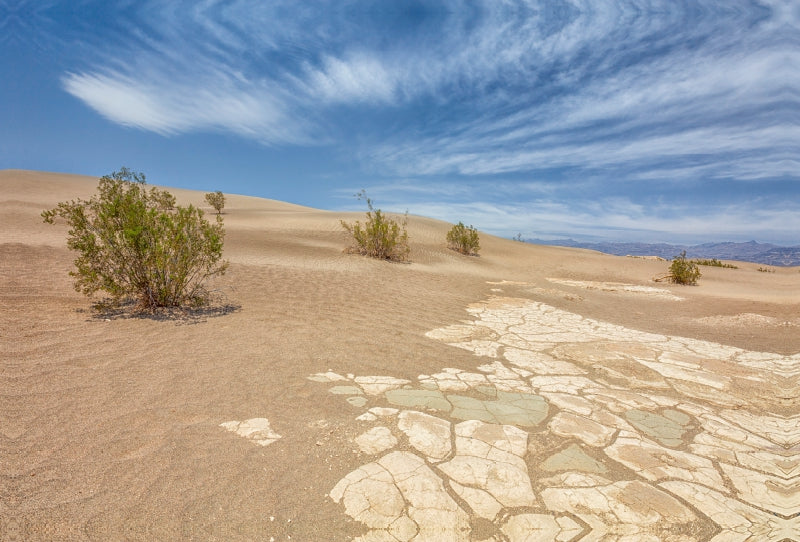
529,239,800,267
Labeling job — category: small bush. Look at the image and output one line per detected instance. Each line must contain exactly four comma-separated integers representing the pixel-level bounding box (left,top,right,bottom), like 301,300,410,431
205,191,225,214
757,266,775,273
340,190,410,262
43,168,228,311
666,251,701,285
693,258,737,269
447,222,480,256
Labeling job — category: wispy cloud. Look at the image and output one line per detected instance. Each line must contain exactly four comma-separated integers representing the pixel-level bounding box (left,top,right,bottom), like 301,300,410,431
304,52,399,104
63,68,311,144
60,1,797,151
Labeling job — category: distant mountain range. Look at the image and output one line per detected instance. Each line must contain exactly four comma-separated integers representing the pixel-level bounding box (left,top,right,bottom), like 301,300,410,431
528,239,800,267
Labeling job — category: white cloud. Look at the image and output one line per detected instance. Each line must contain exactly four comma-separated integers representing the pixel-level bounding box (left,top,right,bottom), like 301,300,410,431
63,67,312,144
305,53,397,104
63,1,798,153
368,38,799,179
64,72,178,134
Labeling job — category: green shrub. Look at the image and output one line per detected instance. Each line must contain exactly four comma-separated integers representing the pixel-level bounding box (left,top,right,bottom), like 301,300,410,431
205,190,226,214
667,251,701,285
340,190,410,262
42,168,228,311
693,258,737,269
151,189,176,211
446,222,480,256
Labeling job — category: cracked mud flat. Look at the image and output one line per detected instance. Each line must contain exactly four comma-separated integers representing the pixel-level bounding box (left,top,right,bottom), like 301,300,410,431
304,296,800,542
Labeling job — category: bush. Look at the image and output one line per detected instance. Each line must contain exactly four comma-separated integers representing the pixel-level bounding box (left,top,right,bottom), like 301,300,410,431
42,168,228,310
667,251,701,285
205,190,225,214
447,222,480,255
151,189,176,211
340,190,410,262
693,258,737,269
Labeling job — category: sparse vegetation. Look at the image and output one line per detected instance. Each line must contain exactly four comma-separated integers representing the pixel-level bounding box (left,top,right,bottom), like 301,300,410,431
757,266,775,273
151,189,176,211
205,190,226,215
692,258,738,269
447,222,480,256
42,168,228,311
657,250,701,285
340,190,410,262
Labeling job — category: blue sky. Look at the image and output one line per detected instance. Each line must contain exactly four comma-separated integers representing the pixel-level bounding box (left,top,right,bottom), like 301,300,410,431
2,0,798,244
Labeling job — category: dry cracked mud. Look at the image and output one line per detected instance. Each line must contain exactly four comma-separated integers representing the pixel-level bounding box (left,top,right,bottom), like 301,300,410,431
288,296,800,541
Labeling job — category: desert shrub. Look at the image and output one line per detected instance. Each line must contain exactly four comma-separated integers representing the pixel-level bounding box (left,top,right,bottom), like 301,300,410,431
151,189,176,211
693,258,737,269
42,168,228,310
757,266,775,273
667,251,701,285
340,190,410,262
205,190,225,214
447,222,480,255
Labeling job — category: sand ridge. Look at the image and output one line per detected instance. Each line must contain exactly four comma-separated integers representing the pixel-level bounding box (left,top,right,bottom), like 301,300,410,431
2,170,799,540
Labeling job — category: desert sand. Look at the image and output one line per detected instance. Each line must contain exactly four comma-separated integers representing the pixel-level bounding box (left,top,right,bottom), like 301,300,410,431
2,169,799,541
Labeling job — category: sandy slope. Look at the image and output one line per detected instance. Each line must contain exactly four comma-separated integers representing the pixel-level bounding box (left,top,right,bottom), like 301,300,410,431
2,170,799,541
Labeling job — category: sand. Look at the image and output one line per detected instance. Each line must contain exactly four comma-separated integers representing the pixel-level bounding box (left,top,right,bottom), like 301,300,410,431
2,169,798,541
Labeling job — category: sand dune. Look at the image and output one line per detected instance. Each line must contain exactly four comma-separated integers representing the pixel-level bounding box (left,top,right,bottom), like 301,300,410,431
2,170,799,541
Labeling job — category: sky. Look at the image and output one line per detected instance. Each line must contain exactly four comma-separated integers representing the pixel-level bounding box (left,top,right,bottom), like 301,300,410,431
1,0,798,245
